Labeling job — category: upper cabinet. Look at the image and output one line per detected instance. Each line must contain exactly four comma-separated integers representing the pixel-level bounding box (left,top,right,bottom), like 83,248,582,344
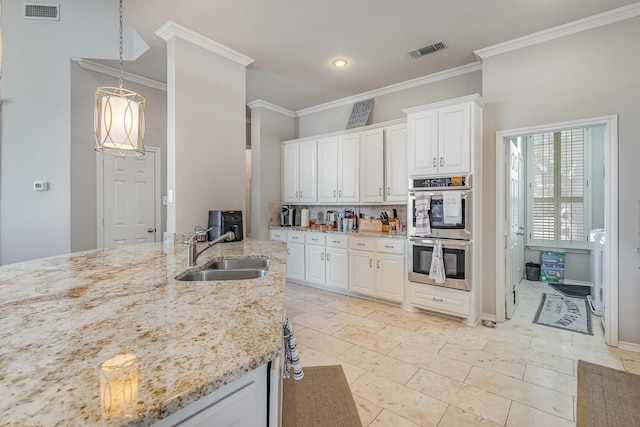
282,139,317,204
360,128,385,203
318,134,359,203
384,124,407,202
404,94,483,177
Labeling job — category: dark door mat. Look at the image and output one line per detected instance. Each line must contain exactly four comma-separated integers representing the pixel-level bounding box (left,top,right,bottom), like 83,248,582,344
548,283,591,298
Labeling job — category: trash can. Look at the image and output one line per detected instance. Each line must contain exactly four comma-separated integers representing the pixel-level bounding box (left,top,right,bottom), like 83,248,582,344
525,262,540,281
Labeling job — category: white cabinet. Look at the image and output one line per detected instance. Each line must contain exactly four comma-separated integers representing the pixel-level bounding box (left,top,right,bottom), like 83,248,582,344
305,233,326,285
286,231,305,281
269,229,287,242
360,128,384,203
325,235,349,290
348,237,405,302
405,95,482,177
317,134,359,203
283,140,317,204
153,364,268,427
384,124,407,202
409,283,471,318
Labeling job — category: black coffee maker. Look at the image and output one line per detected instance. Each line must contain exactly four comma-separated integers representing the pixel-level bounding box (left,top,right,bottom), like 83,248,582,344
208,210,243,241
281,206,296,226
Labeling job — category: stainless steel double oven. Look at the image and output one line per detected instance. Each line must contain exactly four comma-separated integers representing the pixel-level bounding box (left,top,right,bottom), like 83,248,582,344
408,175,473,291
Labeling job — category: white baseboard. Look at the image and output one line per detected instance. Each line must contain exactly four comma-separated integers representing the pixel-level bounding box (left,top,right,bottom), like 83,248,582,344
481,313,498,322
618,341,640,353
562,279,592,287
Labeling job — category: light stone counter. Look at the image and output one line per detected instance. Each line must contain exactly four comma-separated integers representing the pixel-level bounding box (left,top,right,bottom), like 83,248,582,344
0,238,287,426
269,225,407,240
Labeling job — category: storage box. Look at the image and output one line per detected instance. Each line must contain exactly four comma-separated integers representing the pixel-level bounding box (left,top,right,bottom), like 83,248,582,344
358,218,382,232
540,265,565,284
540,251,565,267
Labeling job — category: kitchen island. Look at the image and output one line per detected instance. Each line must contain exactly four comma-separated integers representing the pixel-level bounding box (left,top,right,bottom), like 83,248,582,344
0,237,287,426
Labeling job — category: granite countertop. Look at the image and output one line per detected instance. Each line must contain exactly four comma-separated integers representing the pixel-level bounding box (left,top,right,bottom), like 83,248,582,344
269,225,407,240
0,238,287,426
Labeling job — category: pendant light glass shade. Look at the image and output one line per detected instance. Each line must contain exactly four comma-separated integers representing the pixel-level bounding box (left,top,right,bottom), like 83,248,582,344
94,86,146,156
94,0,146,156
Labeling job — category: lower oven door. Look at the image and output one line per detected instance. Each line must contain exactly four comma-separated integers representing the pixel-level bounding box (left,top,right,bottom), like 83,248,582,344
408,238,472,291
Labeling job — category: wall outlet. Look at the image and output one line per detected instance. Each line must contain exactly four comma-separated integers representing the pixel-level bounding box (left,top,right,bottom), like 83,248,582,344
34,181,49,191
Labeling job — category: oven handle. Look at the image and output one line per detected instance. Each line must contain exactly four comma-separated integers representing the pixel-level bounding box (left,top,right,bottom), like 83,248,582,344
408,189,471,197
410,238,471,249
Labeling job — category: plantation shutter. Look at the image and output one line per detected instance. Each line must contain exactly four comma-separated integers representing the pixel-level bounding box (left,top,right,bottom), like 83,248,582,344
531,130,585,244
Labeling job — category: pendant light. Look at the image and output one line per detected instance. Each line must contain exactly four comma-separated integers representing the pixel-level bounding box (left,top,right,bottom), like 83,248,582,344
94,0,145,156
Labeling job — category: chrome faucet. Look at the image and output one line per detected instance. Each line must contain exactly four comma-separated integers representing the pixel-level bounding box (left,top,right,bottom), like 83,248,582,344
186,229,235,266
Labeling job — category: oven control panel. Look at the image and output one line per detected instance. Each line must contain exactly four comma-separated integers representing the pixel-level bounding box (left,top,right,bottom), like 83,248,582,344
411,175,471,190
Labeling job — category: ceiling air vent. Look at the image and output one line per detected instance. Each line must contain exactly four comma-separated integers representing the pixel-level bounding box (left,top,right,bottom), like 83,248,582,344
23,3,60,21
409,42,446,59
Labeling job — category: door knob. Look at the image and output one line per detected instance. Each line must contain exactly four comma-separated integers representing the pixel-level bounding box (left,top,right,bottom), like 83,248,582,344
147,228,155,233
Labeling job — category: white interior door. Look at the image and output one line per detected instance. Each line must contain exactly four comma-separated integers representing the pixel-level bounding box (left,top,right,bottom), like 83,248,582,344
102,151,157,247
506,138,523,318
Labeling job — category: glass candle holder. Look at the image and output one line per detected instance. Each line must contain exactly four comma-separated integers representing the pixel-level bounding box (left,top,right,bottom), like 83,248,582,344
100,354,138,418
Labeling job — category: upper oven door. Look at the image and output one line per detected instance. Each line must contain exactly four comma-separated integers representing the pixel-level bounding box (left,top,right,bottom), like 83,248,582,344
409,190,472,239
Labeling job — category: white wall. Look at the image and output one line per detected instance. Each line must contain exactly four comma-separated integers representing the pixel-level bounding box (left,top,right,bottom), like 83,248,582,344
249,106,295,239
481,16,640,344
0,0,147,265
70,63,167,253
166,37,247,232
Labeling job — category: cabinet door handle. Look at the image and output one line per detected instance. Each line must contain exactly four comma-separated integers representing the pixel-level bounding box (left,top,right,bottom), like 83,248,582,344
379,188,382,196
300,191,303,197
326,253,330,261
357,243,365,246
321,253,324,261
295,191,299,198
432,297,444,302
433,157,437,167
333,240,341,244
339,190,342,197
287,248,290,255
333,190,336,197
369,259,373,268
387,187,391,196
440,157,444,167
376,260,380,269
385,245,394,248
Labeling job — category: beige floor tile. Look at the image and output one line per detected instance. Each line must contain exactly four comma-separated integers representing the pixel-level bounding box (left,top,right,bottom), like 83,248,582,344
465,366,574,421
333,325,401,355
370,409,421,427
351,372,449,427
366,310,427,331
419,327,489,350
287,300,339,318
326,297,378,316
530,337,625,370
389,343,472,382
622,358,640,375
523,364,576,396
294,327,353,357
290,312,346,335
353,394,382,426
407,368,511,425
340,346,419,384
438,405,503,427
458,323,533,347
506,401,576,427
297,347,365,384
484,340,574,375
330,311,389,332
439,342,526,379
377,325,448,353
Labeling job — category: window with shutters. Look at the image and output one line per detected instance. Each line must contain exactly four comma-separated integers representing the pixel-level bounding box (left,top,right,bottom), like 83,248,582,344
526,128,591,249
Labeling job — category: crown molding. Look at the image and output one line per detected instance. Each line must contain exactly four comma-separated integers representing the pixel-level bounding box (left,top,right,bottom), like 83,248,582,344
475,2,640,59
247,100,296,118
73,59,167,91
155,21,254,67
296,61,482,117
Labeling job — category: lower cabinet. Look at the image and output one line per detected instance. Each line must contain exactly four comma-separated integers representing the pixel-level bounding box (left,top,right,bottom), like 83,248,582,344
286,231,305,281
325,236,349,290
409,283,471,318
349,237,405,303
153,364,268,427
305,233,326,285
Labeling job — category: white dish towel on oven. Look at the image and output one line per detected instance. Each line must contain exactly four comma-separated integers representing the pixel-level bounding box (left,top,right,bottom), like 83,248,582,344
415,193,431,236
283,313,304,380
443,191,462,225
428,240,446,284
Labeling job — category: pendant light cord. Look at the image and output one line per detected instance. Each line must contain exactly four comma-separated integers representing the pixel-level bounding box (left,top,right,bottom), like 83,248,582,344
118,0,124,89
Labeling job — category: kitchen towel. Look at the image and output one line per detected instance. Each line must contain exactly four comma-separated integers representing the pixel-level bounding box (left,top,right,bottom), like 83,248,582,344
283,313,304,380
415,193,431,236
443,191,462,225
428,240,446,284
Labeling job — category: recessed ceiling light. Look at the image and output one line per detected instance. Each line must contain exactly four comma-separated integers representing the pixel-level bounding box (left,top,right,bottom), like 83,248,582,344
332,58,348,68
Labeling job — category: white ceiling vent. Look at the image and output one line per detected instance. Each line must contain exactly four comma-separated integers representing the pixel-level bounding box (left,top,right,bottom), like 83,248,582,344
409,42,446,59
23,3,60,21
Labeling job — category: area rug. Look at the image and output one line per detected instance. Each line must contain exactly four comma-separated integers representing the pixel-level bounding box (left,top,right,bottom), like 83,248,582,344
533,293,592,335
548,283,591,298
282,365,361,427
577,360,640,426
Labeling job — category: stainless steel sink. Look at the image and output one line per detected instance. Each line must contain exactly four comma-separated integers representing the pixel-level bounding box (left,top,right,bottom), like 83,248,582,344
176,268,268,282
205,257,271,270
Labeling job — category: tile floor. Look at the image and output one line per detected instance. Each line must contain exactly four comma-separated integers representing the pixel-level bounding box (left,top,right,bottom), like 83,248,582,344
285,279,640,427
